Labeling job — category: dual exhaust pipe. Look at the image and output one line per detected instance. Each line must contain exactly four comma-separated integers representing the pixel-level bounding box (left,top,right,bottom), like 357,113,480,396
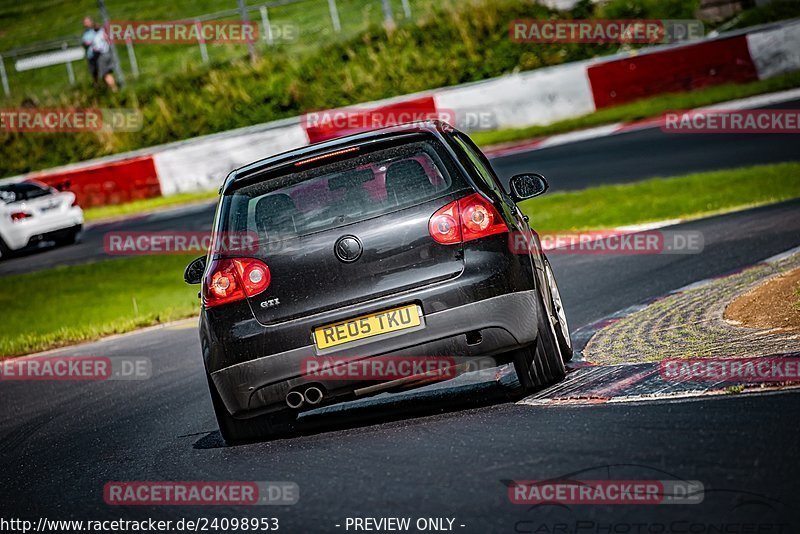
286,386,324,409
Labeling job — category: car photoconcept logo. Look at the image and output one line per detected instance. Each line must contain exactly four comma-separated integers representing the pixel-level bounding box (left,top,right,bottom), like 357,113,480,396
334,235,362,263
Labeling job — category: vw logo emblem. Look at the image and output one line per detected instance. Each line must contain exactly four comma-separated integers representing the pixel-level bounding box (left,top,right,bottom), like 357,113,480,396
334,235,362,263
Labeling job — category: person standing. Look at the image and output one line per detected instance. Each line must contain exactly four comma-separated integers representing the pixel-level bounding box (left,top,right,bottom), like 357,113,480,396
82,17,118,92
81,17,98,85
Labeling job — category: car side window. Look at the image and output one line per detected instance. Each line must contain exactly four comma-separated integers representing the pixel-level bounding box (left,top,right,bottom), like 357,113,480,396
452,133,504,197
0,183,50,203
21,184,52,200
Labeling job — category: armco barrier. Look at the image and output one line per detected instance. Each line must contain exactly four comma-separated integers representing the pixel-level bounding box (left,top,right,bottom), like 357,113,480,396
28,155,161,208
434,59,598,129
746,20,800,79
303,96,440,143
587,35,759,109
152,123,308,195
3,19,799,206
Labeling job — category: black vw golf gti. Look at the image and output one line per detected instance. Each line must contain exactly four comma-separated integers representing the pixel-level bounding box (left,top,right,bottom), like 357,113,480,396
185,121,572,442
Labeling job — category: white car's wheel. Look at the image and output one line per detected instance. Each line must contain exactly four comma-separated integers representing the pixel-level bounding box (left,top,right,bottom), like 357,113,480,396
0,235,11,259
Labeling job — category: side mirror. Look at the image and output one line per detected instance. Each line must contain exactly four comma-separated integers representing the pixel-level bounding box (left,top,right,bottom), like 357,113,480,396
184,256,206,285
509,173,548,202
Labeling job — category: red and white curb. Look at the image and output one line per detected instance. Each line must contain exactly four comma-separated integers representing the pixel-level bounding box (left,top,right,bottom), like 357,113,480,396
520,244,800,406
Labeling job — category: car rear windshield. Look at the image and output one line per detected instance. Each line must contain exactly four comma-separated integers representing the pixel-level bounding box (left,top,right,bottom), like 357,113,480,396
0,182,51,204
218,136,469,246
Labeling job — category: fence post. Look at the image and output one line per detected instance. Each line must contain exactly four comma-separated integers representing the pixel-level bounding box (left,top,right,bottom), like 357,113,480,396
401,0,411,18
65,62,76,85
196,20,209,63
260,6,274,45
126,38,139,78
63,42,76,85
328,0,342,33
380,0,395,29
237,0,257,63
0,54,10,96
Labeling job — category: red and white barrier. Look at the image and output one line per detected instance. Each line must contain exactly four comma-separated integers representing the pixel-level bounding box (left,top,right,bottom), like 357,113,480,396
434,60,598,129
3,20,798,206
587,36,759,109
746,20,800,79
23,155,161,208
152,123,308,196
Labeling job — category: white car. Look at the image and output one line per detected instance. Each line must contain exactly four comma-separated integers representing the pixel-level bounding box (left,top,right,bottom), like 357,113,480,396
0,181,84,258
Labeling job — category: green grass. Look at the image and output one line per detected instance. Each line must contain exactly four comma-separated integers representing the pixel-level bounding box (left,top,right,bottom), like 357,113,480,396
0,255,199,357
3,162,799,357
4,0,800,179
472,72,800,148
726,0,800,31
519,162,800,231
83,190,217,222
0,0,428,98
0,0,603,177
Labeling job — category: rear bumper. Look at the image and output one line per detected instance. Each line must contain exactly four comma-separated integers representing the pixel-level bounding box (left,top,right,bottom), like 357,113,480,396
3,207,83,250
210,290,539,418
27,224,82,246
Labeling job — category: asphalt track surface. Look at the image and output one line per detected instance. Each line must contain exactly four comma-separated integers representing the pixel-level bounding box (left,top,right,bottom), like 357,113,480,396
1,101,799,277
2,199,800,531
491,97,800,190
2,106,800,530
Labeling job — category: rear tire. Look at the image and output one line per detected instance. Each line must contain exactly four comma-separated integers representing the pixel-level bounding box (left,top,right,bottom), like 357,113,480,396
206,372,296,444
513,296,566,394
543,259,573,362
0,235,11,259
55,227,80,246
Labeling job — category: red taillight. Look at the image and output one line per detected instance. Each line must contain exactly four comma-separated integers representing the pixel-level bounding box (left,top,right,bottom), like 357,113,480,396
429,202,461,244
459,194,507,241
10,211,32,222
429,193,508,245
203,258,271,308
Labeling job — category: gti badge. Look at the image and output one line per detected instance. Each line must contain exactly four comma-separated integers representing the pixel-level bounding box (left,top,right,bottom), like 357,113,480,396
260,298,281,309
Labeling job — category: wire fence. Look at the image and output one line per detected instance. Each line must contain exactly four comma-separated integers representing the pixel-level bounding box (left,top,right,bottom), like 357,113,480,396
0,0,422,99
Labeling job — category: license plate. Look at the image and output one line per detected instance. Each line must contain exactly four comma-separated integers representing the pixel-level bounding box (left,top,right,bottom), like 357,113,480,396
313,304,422,350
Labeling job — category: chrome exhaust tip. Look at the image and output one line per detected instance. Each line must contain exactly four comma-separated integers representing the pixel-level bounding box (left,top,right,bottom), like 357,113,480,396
286,390,305,409
304,386,324,405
